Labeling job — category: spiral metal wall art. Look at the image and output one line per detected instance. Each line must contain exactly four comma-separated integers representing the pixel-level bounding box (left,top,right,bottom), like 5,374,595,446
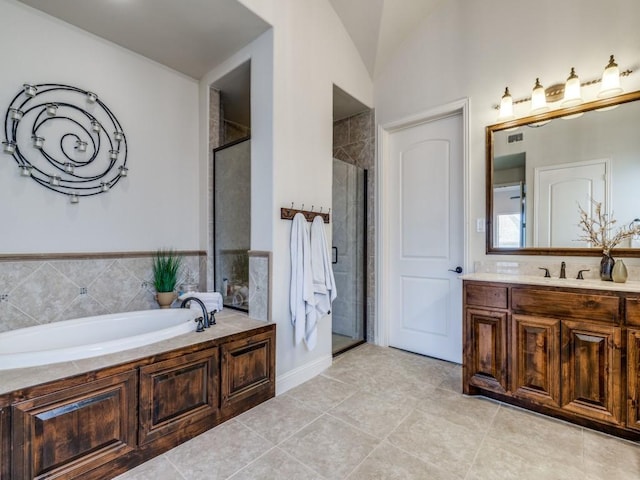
2,83,128,203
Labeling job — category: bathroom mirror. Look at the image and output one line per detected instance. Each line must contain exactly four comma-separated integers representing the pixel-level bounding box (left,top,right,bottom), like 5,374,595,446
486,90,640,256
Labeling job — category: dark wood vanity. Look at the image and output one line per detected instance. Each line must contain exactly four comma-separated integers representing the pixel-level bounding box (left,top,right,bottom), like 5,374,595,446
0,322,275,479
463,277,640,440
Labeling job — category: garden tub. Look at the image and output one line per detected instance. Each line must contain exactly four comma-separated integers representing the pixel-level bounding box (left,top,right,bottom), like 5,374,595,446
0,308,198,370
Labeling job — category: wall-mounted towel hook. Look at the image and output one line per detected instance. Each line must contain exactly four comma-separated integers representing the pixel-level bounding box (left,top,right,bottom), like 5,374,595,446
311,205,314,212
291,202,294,209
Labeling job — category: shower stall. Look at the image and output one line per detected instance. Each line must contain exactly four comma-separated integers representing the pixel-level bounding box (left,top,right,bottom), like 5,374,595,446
213,138,251,311
331,158,366,354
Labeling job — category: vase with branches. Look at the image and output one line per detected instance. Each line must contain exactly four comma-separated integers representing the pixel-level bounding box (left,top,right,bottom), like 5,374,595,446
577,200,640,280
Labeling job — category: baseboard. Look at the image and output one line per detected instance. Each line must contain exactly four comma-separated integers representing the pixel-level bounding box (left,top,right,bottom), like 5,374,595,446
275,354,332,395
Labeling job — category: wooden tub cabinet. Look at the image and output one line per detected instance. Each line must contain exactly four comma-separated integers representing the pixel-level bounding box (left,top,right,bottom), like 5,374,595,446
463,277,640,440
0,322,275,480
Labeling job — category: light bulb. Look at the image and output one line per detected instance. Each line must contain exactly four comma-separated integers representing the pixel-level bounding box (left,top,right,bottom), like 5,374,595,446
498,87,514,120
530,78,548,114
562,68,582,107
598,55,623,98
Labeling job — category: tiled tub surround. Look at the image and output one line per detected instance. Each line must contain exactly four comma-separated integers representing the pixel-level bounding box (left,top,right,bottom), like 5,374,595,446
333,109,376,343
0,252,206,333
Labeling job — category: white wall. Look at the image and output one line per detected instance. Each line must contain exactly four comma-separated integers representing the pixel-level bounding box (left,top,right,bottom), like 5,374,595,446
205,0,373,391
0,0,200,254
374,0,640,266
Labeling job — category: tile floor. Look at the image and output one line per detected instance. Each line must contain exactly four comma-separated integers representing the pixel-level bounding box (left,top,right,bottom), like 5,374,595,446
115,344,640,480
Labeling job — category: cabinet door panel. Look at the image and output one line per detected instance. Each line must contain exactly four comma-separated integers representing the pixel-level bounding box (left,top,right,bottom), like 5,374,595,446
561,320,622,425
464,308,508,394
12,371,136,480
627,329,640,431
511,315,560,407
139,348,218,445
221,331,275,413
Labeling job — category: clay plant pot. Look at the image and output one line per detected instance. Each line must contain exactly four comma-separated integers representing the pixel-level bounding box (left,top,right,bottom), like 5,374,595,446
156,291,177,309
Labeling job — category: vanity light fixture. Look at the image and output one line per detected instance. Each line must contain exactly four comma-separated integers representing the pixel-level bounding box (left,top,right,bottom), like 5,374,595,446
598,55,623,98
562,68,582,107
494,54,633,121
530,78,549,114
497,87,514,120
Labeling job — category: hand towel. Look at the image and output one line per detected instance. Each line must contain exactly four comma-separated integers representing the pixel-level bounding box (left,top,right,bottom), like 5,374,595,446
178,292,223,313
290,213,316,347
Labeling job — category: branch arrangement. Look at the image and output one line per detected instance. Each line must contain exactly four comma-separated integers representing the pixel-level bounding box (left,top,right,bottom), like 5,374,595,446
577,200,640,254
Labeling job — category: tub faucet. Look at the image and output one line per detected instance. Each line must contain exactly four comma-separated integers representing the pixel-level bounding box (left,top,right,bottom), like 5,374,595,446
560,261,566,279
180,296,210,332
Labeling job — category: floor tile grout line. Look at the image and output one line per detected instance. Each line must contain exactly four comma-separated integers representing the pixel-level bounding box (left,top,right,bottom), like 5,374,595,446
163,452,190,480
277,445,333,480
378,405,465,478
462,402,502,480
224,445,280,480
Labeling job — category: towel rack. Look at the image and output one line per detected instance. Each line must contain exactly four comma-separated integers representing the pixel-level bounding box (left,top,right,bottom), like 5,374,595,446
280,205,330,223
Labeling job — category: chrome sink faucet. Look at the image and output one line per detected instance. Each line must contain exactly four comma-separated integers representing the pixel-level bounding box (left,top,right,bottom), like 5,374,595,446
180,296,210,332
560,261,566,279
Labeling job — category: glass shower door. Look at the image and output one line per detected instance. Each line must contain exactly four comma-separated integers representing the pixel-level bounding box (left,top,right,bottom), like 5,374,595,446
332,158,366,354
213,138,251,311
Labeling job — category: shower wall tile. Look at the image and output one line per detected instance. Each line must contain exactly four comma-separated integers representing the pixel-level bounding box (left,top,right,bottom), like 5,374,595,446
248,253,270,322
0,253,204,333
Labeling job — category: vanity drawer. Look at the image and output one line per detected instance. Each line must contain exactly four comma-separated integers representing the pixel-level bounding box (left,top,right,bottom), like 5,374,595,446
465,283,508,310
627,298,640,326
512,288,619,323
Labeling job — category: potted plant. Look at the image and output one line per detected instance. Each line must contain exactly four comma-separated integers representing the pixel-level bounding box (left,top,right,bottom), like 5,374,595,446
152,249,182,308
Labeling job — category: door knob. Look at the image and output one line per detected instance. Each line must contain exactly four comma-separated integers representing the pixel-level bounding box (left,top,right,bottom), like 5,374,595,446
448,266,463,274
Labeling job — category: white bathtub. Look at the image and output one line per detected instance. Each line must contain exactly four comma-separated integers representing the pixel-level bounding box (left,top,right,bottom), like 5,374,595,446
0,309,198,370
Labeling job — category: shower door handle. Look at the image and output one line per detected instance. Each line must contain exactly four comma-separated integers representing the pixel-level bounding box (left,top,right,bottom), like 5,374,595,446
332,246,338,264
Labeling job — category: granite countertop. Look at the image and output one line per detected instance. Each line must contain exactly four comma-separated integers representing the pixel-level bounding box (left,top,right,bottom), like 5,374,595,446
461,272,640,294
0,310,271,396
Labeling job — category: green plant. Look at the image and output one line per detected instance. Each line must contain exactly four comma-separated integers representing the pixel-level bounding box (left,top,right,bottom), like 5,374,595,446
152,249,182,293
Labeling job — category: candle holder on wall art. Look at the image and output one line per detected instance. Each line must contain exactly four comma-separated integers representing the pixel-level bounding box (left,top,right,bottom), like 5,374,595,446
2,83,128,204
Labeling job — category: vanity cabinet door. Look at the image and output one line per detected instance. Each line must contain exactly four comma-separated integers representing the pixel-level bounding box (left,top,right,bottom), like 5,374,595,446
139,347,218,446
220,329,275,418
463,308,508,395
11,371,137,480
561,320,622,425
627,329,640,432
511,314,561,408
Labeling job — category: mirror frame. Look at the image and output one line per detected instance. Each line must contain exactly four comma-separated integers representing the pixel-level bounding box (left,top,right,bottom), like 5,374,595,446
486,89,640,257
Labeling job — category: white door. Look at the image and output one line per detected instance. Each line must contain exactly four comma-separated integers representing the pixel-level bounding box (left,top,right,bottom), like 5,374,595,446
387,113,464,363
534,159,608,247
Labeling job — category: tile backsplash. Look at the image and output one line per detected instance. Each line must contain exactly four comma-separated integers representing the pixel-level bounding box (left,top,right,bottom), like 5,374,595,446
0,253,205,333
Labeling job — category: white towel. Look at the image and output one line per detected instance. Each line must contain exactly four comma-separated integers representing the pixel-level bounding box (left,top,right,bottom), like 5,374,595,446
290,213,315,347
307,215,337,349
178,292,223,313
